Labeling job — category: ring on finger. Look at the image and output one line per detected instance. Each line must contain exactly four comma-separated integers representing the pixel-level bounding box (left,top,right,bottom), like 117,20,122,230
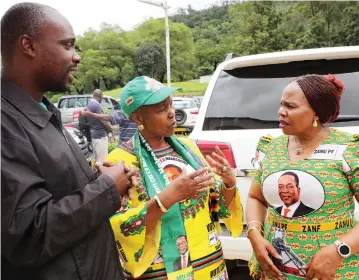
221,166,227,173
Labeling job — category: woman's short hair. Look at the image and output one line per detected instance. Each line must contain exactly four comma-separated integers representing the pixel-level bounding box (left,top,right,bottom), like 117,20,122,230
295,74,345,123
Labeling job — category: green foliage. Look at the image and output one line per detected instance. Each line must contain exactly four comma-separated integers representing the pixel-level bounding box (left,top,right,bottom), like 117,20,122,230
135,43,166,81
172,1,359,70
130,19,197,82
49,94,63,103
76,23,136,92
169,81,207,96
231,2,286,54
104,81,207,99
58,1,358,98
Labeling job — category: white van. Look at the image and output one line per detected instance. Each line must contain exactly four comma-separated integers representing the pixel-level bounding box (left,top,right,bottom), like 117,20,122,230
190,46,359,274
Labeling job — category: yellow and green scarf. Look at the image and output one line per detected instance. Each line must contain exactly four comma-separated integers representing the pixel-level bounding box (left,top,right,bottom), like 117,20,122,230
134,133,206,278
108,134,244,280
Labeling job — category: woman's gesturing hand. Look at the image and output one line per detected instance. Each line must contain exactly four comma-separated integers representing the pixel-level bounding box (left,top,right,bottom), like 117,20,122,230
206,146,236,188
159,168,214,208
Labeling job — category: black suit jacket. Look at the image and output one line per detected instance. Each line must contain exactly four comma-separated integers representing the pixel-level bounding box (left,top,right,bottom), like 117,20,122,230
173,254,191,271
275,202,315,217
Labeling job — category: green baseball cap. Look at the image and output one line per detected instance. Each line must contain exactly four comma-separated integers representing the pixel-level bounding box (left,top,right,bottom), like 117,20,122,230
120,76,180,117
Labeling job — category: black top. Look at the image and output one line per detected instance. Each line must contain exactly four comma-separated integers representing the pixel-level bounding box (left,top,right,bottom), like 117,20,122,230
1,79,123,280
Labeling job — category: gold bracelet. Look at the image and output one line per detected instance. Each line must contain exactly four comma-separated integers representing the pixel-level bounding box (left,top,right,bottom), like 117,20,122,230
154,195,168,213
223,183,236,191
246,226,263,237
247,220,263,228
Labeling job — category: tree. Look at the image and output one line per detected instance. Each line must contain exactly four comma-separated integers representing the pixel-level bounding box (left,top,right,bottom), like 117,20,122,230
135,43,166,82
76,24,136,91
228,1,287,55
335,2,359,46
129,19,197,82
77,49,118,90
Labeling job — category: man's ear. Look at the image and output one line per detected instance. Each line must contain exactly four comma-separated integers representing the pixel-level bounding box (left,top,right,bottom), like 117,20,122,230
18,35,36,58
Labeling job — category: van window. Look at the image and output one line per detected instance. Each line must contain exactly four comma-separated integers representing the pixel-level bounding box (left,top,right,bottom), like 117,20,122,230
102,98,112,113
204,58,359,130
110,98,121,110
58,98,68,109
77,97,86,107
68,98,77,108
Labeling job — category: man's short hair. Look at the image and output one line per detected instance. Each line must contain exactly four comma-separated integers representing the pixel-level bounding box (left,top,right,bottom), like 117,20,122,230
280,171,299,188
93,89,103,98
1,3,49,61
176,235,187,241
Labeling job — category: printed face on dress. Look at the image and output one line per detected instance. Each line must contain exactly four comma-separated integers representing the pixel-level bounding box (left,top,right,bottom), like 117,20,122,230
164,165,183,182
278,174,301,207
278,82,318,136
176,235,188,255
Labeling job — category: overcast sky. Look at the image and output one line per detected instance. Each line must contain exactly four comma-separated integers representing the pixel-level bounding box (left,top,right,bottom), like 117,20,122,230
1,0,219,35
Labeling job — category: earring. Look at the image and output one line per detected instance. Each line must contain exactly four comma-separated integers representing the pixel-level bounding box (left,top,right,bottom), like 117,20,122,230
312,119,318,127
138,124,144,131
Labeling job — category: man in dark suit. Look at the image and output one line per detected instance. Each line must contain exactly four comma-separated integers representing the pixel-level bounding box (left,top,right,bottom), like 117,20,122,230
275,171,315,218
173,235,192,271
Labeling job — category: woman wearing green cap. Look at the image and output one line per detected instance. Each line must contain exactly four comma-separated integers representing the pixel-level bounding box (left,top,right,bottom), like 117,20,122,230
107,76,243,280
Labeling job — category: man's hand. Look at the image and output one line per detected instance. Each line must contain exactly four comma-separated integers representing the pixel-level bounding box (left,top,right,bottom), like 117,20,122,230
81,108,90,116
98,161,138,196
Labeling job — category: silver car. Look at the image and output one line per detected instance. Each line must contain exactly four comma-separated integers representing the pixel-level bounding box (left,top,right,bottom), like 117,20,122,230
58,94,121,134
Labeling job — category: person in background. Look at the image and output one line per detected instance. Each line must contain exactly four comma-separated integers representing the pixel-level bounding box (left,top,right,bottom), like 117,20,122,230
87,89,112,161
246,74,359,280
107,76,243,280
1,3,137,280
82,107,138,145
78,111,92,143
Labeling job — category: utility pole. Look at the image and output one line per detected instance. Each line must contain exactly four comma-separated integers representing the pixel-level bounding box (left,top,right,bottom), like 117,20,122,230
138,0,171,86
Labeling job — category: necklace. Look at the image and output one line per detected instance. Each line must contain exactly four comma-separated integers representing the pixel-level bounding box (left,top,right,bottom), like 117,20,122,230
294,127,324,155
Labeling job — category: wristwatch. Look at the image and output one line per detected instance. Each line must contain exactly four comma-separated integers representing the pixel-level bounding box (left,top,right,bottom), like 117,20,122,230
333,240,351,259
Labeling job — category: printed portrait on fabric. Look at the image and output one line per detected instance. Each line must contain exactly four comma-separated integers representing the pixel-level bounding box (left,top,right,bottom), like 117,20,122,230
262,170,325,218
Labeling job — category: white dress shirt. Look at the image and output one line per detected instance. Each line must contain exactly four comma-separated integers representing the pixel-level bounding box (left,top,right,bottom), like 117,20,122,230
281,200,301,218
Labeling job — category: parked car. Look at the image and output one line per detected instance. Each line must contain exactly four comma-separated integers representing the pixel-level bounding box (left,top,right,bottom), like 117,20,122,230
173,97,199,133
193,96,204,108
58,94,121,134
190,46,359,275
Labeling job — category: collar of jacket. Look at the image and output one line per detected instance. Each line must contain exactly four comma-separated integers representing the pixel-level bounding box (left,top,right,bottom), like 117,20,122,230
1,79,60,128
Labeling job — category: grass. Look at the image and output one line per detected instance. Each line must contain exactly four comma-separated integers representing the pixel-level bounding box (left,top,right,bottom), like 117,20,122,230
104,81,208,99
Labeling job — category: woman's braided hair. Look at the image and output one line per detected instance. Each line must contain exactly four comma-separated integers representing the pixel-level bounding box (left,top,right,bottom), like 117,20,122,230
296,74,345,124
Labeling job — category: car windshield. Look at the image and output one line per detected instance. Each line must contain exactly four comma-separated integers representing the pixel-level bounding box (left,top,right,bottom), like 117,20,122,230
174,99,196,109
204,58,359,130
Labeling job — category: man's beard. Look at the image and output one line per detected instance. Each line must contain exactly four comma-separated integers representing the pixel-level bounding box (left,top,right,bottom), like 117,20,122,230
41,72,70,93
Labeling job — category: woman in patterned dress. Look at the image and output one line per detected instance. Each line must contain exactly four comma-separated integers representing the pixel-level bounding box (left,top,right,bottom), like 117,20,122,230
106,76,243,280
246,74,359,280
